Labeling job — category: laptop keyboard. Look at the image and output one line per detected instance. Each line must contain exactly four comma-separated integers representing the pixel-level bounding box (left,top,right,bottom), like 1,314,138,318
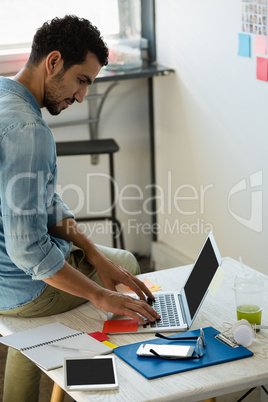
144,293,181,328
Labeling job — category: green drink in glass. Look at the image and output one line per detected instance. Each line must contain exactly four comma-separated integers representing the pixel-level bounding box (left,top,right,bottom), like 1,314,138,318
236,304,262,325
234,269,264,332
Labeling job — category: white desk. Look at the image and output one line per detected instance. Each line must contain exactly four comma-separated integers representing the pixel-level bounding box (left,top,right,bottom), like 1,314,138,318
0,258,268,402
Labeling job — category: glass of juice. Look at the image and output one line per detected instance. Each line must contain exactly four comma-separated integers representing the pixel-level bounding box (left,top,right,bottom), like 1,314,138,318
236,304,262,325
234,273,264,330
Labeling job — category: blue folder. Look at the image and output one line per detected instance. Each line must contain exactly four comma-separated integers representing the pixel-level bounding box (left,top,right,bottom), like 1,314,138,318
114,327,253,379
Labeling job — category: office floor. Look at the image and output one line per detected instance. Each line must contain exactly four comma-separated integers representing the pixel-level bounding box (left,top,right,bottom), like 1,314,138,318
0,256,152,402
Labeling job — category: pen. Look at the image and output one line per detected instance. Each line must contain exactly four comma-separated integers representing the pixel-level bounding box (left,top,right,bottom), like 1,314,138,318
48,344,96,354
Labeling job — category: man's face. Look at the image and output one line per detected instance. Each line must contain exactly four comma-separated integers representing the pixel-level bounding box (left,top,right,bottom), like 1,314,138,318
44,51,101,115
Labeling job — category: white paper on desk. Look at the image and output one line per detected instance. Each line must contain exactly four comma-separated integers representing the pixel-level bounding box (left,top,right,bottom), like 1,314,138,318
0,322,112,370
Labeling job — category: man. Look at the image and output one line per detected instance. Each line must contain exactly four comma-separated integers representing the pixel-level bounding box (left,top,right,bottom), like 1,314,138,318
0,15,159,401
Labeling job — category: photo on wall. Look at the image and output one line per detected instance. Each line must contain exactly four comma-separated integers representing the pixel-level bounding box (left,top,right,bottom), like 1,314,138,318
241,0,267,36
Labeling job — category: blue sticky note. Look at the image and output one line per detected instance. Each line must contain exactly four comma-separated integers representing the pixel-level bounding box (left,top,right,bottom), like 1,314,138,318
238,33,251,58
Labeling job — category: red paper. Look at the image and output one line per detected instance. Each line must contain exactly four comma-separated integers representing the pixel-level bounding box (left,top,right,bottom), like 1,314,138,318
256,57,268,81
102,319,139,333
88,331,110,341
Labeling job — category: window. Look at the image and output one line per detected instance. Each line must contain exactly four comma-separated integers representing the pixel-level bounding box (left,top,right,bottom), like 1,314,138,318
0,0,142,75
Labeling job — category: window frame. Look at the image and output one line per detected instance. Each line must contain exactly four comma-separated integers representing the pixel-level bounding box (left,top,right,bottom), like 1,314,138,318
0,0,156,76
141,0,156,62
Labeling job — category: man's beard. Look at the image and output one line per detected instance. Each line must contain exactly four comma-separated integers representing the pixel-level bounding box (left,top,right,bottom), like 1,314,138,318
43,69,73,116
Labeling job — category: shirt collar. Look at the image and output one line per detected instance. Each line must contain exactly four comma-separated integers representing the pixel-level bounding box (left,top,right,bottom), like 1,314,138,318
0,76,42,117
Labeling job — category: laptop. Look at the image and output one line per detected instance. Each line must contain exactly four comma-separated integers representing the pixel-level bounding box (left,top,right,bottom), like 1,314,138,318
107,231,222,333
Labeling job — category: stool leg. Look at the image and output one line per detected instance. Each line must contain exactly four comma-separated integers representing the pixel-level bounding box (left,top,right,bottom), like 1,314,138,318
109,153,124,249
114,219,125,250
237,388,256,402
50,383,65,402
262,385,268,395
109,153,117,248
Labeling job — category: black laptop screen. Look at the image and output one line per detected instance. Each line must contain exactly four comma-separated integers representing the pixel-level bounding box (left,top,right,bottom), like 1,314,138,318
184,237,219,319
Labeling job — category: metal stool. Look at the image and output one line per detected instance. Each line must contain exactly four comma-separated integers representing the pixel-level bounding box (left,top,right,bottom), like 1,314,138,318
237,385,268,401
56,139,125,249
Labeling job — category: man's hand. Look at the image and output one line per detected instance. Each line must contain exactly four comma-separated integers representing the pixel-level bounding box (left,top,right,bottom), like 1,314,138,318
92,287,160,324
48,217,160,323
93,256,154,301
44,262,160,324
88,255,160,323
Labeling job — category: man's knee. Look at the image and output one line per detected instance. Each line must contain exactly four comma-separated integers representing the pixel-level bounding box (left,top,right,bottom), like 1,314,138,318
123,250,140,276
95,244,141,276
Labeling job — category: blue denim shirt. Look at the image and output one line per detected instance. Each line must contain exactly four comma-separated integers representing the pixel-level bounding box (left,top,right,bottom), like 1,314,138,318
0,76,74,310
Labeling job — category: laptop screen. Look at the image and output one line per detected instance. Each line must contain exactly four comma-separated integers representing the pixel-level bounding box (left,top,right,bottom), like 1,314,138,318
183,236,219,320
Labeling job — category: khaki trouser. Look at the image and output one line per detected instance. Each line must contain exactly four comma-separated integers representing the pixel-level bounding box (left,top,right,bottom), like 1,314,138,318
1,245,140,402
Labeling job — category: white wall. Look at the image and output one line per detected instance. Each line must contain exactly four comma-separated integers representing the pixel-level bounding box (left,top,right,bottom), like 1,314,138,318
154,0,268,274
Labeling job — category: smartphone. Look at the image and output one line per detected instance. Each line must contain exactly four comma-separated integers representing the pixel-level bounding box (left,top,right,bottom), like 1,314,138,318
136,343,195,358
64,355,118,391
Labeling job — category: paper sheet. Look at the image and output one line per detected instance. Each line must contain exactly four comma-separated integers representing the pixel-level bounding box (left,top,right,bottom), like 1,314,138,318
208,266,225,297
102,340,118,349
254,35,267,55
116,279,161,294
238,33,251,57
88,331,110,342
256,56,268,81
102,319,138,334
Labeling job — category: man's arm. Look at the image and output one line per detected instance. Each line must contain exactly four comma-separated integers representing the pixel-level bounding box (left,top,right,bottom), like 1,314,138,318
48,218,160,323
43,261,158,324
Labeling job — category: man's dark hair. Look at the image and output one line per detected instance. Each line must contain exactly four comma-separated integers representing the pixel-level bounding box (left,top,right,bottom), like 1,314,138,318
27,15,109,69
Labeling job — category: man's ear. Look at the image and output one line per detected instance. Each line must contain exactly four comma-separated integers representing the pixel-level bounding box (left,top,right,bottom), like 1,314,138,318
46,51,63,76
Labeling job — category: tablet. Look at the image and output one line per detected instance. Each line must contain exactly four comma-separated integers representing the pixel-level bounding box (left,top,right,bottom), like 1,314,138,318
64,355,118,391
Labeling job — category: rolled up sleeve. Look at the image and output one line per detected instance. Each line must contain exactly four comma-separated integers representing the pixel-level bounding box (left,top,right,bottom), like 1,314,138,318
47,192,74,228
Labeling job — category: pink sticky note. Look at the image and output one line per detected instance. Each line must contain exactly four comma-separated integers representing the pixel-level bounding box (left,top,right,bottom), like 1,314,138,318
88,331,110,341
143,279,155,289
102,319,139,333
116,279,160,294
254,35,267,55
256,57,268,81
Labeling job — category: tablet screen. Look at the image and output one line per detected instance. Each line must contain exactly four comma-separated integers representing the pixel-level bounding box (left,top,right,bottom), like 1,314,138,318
64,356,118,390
